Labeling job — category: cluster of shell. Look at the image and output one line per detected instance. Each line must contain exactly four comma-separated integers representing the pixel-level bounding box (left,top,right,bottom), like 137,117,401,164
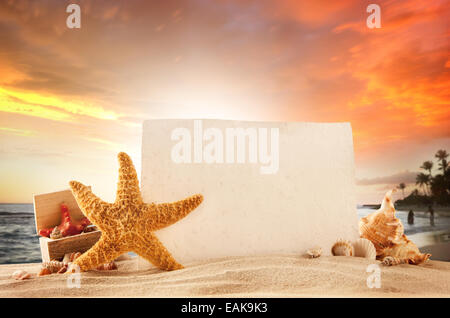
13,251,118,280
38,260,69,276
306,189,431,266
306,238,376,260
37,251,118,276
329,238,376,259
359,189,431,265
38,252,82,276
48,225,97,240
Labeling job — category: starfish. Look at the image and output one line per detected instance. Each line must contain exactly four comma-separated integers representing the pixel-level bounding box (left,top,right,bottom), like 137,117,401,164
68,152,203,271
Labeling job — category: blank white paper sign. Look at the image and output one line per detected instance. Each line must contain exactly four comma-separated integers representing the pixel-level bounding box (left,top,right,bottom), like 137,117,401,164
141,119,359,263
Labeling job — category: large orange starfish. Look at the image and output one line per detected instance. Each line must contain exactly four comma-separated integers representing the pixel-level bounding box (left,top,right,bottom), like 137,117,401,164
68,152,203,271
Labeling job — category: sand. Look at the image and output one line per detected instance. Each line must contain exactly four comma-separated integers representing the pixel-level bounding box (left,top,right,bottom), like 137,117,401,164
1,255,449,297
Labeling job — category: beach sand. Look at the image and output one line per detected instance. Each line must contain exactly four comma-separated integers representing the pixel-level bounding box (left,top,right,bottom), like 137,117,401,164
1,255,449,298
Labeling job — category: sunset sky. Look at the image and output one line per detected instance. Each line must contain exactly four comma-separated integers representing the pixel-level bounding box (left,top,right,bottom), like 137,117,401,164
0,0,449,204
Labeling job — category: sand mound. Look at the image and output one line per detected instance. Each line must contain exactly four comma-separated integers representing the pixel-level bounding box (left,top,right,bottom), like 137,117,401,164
1,255,449,297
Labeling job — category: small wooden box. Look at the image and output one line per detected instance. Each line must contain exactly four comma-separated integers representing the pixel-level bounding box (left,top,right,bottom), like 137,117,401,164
33,189,101,262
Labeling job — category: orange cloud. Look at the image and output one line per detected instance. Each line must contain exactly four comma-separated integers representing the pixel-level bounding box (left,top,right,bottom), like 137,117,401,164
267,0,361,26
0,0,448,203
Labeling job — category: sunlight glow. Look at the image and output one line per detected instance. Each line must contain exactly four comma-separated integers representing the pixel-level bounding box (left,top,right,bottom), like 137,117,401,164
0,87,120,121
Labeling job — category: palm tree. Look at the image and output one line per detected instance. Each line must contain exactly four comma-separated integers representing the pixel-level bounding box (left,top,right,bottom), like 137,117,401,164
416,173,430,196
435,149,449,160
435,150,449,174
420,161,433,177
397,183,406,199
430,174,447,197
438,159,449,174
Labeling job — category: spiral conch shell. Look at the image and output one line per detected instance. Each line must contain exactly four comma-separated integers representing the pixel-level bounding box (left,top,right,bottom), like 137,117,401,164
331,239,354,256
359,189,431,265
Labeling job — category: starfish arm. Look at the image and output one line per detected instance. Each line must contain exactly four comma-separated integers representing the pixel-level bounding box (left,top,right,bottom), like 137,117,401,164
71,235,125,271
116,152,143,205
69,181,111,222
146,194,203,230
134,233,183,271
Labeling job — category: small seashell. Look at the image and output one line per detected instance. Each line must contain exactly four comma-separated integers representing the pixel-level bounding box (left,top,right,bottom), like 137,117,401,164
331,239,354,256
97,261,118,271
12,270,31,280
12,269,26,279
83,225,97,233
38,260,68,276
382,256,408,266
353,238,376,260
306,247,322,258
50,226,62,239
71,252,82,262
57,266,68,274
38,268,52,276
62,252,82,263
62,253,70,263
21,272,31,280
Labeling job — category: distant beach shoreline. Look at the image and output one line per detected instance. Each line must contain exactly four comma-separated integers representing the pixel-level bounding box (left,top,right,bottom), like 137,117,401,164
1,203,449,264
395,205,450,214
361,204,450,214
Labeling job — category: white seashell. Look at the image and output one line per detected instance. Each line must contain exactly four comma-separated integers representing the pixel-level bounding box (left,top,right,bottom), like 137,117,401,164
12,269,31,280
62,253,71,263
331,239,354,256
306,247,322,258
353,238,376,260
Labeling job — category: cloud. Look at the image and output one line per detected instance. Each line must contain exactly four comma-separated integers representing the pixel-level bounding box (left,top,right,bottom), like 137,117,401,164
0,127,36,137
0,87,120,122
0,0,448,204
356,171,418,186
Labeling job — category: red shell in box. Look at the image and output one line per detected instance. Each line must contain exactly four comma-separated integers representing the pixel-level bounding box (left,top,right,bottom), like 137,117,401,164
33,188,101,262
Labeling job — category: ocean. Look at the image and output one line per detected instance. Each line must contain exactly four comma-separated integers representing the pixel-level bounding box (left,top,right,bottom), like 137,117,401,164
0,204,40,264
0,203,449,264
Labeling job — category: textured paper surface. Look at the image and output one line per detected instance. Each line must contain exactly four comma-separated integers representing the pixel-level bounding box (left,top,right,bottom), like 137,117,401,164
141,119,359,263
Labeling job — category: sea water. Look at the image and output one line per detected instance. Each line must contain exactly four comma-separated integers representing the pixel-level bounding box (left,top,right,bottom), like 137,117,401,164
0,204,41,264
0,203,448,264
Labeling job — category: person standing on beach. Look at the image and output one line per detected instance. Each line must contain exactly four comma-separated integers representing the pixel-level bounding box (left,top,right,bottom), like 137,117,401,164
408,210,414,225
428,205,435,226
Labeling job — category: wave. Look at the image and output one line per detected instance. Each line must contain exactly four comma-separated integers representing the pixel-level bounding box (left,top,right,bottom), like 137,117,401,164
0,211,33,217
